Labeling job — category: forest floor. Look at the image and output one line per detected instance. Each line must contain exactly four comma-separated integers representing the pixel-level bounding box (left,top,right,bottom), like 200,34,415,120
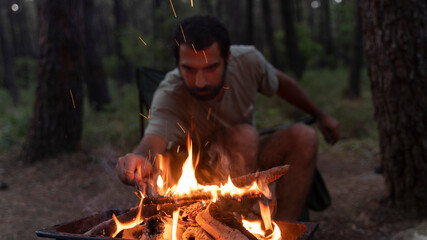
0,140,426,240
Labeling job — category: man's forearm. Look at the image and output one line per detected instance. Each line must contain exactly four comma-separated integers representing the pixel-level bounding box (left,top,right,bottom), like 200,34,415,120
275,69,325,119
133,134,168,162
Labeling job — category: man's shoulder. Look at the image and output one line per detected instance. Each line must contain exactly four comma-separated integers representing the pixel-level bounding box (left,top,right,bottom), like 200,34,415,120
230,45,260,59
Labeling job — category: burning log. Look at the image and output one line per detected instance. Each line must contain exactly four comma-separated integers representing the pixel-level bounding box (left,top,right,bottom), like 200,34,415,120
196,202,258,240
143,164,289,206
143,192,262,205
182,226,214,240
231,164,290,187
83,205,156,237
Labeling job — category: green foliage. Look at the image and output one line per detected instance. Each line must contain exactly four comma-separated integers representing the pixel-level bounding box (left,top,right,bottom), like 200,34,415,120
0,86,34,155
82,80,141,153
295,23,325,69
119,26,175,72
14,57,37,88
255,67,376,142
102,55,119,77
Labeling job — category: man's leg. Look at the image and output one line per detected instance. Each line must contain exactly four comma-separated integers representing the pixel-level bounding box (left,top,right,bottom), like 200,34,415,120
259,124,318,221
201,124,259,181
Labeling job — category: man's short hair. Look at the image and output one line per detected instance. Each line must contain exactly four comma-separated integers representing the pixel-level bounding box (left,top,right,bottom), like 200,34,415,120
172,15,230,64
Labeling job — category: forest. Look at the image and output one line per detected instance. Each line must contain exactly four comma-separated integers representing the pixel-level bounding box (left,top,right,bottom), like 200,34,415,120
0,0,426,239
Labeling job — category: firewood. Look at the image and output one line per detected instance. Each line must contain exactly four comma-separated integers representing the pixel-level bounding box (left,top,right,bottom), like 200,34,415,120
195,203,258,240
83,205,156,237
182,226,214,240
143,165,289,206
143,192,262,205
230,164,290,187
122,224,144,239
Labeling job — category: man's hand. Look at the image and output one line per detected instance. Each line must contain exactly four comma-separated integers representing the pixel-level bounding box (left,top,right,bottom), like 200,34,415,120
116,153,152,187
317,113,340,145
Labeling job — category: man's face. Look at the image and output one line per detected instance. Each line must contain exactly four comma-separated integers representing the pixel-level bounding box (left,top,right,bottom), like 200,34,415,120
178,42,228,101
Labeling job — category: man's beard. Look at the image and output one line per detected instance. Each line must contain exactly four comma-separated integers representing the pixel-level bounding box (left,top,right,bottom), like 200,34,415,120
186,65,227,101
187,77,225,101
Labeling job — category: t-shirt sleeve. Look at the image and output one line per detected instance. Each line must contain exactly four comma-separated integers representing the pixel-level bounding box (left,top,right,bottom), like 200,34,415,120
251,47,279,96
143,72,187,145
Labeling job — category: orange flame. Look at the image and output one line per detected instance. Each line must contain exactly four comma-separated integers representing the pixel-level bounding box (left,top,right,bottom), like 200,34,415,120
113,136,281,238
242,202,281,239
111,191,145,237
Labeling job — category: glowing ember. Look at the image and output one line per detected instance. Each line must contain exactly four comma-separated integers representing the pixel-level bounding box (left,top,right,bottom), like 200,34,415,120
138,36,147,46
169,0,177,18
69,89,75,109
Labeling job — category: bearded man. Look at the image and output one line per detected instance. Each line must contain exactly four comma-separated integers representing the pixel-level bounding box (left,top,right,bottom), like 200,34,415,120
116,15,339,221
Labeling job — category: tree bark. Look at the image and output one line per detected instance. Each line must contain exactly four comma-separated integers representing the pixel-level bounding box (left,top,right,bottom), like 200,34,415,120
280,0,304,79
261,0,280,68
84,0,111,111
346,0,363,98
361,0,427,214
20,0,85,162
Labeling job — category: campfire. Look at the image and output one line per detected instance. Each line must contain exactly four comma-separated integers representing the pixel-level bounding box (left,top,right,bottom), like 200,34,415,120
36,136,318,240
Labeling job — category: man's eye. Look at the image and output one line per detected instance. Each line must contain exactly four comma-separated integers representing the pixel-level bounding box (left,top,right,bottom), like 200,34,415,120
206,65,217,71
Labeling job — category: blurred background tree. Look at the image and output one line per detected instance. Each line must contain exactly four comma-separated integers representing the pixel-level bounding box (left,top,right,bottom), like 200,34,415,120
0,0,373,161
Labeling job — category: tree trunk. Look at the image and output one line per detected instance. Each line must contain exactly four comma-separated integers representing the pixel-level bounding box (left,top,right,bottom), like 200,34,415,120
361,0,427,214
226,0,242,44
261,0,280,68
245,0,254,45
280,0,304,79
295,0,304,23
114,0,132,85
346,0,363,98
20,0,85,162
319,0,335,56
84,0,111,111
0,3,19,104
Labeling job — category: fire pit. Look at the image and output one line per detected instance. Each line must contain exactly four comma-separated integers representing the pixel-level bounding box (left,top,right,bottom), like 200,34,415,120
36,209,317,240
36,138,318,239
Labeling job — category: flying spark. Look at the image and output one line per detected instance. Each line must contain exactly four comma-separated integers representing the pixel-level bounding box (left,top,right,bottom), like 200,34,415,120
138,36,147,46
180,24,186,42
177,122,186,133
177,145,180,152
203,50,208,63
192,44,198,54
174,38,180,46
206,107,212,120
191,0,194,7
169,0,177,17
69,89,76,109
139,109,150,119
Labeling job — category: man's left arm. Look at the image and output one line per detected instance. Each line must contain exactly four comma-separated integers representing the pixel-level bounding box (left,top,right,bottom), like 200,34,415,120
275,68,340,145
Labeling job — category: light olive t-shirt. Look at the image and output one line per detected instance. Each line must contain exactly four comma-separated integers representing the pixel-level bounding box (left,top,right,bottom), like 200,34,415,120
145,45,279,146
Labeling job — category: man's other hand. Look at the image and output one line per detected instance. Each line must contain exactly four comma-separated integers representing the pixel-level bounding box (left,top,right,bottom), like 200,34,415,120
116,153,152,186
317,114,340,145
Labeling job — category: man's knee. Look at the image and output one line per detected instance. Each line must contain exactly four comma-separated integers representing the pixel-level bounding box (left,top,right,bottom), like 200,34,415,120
226,123,259,144
287,124,318,161
289,124,318,147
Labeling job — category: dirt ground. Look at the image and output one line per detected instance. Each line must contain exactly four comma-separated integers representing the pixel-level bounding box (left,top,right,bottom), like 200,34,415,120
0,143,425,240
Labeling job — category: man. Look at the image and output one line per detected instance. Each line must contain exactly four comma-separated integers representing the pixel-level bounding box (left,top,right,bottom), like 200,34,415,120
116,15,339,221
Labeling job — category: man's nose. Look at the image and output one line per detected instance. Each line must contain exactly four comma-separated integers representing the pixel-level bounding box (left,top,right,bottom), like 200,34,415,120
195,70,206,88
